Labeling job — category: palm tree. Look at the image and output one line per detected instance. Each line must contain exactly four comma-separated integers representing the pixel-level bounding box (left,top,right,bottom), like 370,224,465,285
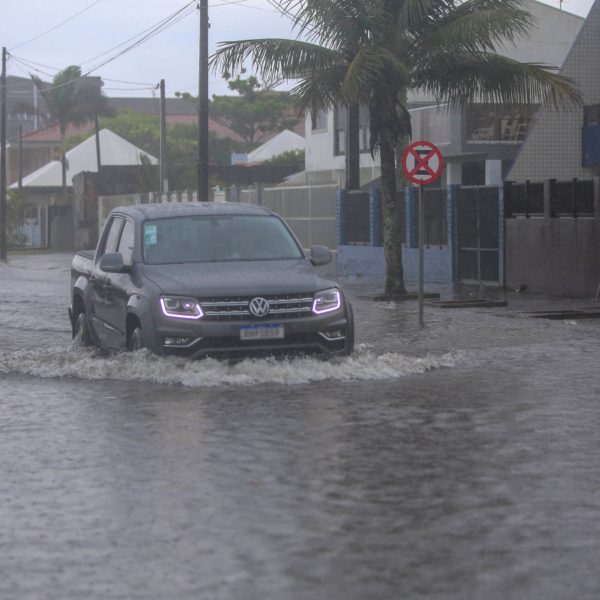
212,0,581,295
32,65,111,197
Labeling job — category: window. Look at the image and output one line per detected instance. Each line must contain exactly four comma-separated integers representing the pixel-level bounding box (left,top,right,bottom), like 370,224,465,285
334,104,371,156
143,215,304,265
467,104,538,142
101,217,124,256
311,108,327,131
117,220,135,265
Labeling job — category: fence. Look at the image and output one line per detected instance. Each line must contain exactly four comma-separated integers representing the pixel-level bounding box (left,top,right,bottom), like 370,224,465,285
504,178,599,218
339,187,443,248
232,184,339,250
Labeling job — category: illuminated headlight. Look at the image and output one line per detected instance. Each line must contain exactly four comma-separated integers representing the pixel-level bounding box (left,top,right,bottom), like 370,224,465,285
312,288,341,314
160,296,203,320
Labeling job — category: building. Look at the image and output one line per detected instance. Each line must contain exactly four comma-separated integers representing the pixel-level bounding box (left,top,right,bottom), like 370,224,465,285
509,0,600,180
303,0,584,188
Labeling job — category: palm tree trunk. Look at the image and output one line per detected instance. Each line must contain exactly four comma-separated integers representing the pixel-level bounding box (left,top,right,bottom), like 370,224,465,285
380,133,406,295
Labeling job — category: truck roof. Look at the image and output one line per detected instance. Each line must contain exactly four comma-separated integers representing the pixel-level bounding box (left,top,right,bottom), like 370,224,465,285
111,202,273,221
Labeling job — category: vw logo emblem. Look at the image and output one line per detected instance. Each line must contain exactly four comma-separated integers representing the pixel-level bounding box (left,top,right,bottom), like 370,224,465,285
249,297,270,317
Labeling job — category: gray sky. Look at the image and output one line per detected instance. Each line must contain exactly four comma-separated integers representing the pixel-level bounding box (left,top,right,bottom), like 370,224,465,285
3,0,596,99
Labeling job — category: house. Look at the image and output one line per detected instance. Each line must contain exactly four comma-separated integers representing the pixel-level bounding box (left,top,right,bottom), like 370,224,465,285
10,128,157,206
509,0,600,180
232,129,304,164
303,0,584,188
5,96,243,187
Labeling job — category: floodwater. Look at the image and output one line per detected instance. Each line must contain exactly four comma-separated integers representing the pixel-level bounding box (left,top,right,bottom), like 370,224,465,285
1,253,599,599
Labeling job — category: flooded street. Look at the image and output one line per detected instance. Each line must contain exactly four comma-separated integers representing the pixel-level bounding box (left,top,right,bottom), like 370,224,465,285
1,253,600,599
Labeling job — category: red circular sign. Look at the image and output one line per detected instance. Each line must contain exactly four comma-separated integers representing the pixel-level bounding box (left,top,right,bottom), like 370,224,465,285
401,141,444,186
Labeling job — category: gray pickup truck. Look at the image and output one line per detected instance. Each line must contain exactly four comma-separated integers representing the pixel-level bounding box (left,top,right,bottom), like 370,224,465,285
69,202,354,358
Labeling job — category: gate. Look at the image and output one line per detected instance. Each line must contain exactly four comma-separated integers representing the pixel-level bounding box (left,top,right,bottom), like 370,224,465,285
457,186,500,283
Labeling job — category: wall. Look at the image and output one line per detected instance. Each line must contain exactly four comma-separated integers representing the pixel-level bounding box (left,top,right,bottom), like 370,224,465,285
506,217,600,296
510,1,600,181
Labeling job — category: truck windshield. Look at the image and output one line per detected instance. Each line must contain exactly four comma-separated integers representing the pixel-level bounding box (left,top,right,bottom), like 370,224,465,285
142,214,304,264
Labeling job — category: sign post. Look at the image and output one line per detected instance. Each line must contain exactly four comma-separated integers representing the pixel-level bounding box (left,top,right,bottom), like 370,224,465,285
401,141,444,327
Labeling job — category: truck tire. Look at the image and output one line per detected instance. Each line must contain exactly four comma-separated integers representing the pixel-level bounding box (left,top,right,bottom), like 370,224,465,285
127,327,145,352
74,312,93,347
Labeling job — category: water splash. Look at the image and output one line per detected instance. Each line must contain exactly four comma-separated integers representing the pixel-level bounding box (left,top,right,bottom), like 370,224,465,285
0,344,464,388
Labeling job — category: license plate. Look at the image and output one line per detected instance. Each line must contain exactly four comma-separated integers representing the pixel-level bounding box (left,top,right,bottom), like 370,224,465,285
240,324,284,341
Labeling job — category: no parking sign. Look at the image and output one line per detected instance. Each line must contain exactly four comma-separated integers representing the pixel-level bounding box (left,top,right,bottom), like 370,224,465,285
401,141,444,186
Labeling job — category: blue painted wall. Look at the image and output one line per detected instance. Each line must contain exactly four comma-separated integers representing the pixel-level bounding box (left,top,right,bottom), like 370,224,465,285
337,245,452,283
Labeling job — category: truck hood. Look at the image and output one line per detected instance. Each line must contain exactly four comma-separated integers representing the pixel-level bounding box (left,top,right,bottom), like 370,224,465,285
141,259,336,297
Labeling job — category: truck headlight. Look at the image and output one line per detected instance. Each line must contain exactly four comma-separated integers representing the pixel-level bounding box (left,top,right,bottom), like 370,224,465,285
160,296,203,320
312,288,341,314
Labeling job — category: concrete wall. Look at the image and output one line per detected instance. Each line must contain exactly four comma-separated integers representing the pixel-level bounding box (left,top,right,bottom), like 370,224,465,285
506,217,600,297
336,245,451,283
510,1,600,181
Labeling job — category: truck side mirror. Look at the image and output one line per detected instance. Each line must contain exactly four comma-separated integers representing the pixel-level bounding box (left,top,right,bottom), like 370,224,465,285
310,245,331,266
99,252,129,273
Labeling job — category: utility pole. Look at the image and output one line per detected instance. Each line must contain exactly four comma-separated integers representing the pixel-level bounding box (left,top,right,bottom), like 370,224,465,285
197,0,209,200
0,47,7,262
159,79,168,193
94,114,102,175
18,125,23,191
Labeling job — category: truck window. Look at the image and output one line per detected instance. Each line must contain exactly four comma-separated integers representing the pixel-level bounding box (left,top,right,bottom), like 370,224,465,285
117,220,135,265
101,217,124,257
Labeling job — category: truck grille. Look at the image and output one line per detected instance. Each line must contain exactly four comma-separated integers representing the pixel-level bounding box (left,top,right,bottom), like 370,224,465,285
199,293,314,321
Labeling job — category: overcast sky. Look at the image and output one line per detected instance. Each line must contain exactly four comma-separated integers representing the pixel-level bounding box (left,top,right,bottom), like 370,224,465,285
3,0,596,99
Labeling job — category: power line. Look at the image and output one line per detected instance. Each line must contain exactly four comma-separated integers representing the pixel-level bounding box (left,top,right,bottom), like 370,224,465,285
10,0,104,51
8,1,197,94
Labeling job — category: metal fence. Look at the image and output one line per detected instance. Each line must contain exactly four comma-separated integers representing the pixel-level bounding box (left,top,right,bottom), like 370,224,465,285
234,184,339,250
505,178,597,218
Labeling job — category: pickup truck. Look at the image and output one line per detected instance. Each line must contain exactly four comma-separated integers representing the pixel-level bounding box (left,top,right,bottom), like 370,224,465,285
69,202,354,359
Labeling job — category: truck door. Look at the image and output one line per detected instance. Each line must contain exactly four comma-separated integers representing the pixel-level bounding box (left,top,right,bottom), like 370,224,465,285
90,216,124,348
105,218,136,345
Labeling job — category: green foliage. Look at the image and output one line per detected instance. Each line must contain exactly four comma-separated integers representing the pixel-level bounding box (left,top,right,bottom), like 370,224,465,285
7,191,28,247
64,110,254,190
263,149,305,166
177,72,300,144
32,66,111,136
32,65,112,195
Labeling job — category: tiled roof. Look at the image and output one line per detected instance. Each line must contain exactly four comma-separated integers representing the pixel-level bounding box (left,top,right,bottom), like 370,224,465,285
21,122,94,142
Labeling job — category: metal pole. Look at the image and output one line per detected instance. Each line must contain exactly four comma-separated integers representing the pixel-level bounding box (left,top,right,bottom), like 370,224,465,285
418,184,425,328
0,47,7,262
477,187,482,297
94,114,102,176
159,79,168,193
197,0,209,200
18,125,23,192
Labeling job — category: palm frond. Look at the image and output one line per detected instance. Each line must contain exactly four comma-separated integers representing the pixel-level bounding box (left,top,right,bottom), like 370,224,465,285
343,46,411,102
290,64,353,114
414,53,582,110
210,38,342,82
411,5,533,57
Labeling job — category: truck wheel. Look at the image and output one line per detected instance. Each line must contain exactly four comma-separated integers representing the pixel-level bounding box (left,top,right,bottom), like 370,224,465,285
74,312,93,347
127,327,144,352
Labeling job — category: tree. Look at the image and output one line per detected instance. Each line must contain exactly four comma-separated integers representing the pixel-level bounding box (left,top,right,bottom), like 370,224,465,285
66,110,254,190
211,0,581,295
177,73,300,145
32,66,111,197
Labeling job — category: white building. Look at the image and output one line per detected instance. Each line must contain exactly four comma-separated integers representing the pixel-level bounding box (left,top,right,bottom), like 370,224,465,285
303,0,584,187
